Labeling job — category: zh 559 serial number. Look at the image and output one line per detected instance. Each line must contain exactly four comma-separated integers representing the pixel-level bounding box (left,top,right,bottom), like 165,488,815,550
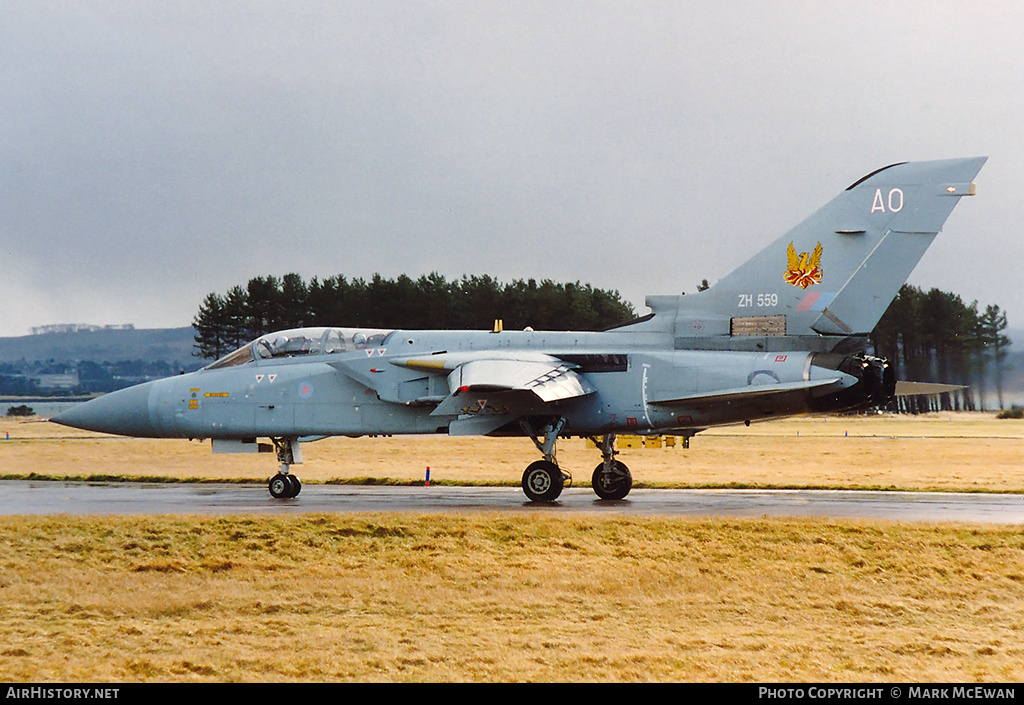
738,293,778,308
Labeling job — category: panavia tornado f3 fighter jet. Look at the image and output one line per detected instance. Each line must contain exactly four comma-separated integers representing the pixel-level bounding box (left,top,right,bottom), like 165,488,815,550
52,157,987,502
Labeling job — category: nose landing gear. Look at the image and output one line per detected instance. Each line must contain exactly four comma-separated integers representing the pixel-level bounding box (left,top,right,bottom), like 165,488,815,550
269,472,301,498
268,437,302,499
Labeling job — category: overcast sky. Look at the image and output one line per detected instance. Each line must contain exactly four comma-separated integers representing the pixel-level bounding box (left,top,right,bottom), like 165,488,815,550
1,1,1020,338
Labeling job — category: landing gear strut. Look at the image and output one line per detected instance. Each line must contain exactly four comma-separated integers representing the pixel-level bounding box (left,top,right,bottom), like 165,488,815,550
268,437,302,499
589,433,632,500
520,418,570,502
518,422,634,502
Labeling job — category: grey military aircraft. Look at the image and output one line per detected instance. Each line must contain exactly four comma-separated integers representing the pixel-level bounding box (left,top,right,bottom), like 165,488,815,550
52,157,986,502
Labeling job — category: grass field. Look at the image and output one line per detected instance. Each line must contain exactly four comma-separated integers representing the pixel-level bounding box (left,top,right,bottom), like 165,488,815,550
2,514,1023,682
1,412,1023,682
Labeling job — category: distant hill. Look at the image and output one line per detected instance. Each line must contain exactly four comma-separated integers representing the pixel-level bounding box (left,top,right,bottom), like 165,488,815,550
0,327,198,365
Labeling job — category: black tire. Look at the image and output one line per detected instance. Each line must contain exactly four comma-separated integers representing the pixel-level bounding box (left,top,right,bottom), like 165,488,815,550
592,460,632,500
522,460,564,502
269,473,292,499
286,474,301,498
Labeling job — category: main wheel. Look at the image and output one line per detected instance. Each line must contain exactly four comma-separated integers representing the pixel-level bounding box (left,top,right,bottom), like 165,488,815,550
269,473,299,499
522,460,564,502
592,460,632,500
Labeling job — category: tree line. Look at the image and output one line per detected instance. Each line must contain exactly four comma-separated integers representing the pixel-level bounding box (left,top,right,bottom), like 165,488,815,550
192,273,637,359
870,285,1011,412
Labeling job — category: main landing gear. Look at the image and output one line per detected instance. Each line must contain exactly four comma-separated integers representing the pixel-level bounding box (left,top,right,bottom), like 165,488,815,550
590,433,632,501
519,418,632,502
520,418,570,502
268,437,302,499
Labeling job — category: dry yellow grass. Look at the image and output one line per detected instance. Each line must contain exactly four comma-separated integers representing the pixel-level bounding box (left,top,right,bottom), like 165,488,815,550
3,412,1022,492
1,513,1023,682
2,412,1023,682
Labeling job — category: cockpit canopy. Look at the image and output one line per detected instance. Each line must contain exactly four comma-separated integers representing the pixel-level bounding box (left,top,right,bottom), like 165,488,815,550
204,327,393,370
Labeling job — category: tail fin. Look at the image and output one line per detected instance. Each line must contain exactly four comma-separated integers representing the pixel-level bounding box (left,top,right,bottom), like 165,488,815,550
646,157,987,350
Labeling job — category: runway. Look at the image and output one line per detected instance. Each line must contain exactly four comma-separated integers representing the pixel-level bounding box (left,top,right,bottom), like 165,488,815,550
3,480,1024,523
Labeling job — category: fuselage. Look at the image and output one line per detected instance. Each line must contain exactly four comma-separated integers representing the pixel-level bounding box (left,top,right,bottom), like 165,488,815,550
52,325,885,440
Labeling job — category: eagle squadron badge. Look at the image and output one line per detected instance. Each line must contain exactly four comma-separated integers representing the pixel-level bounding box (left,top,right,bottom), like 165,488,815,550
784,241,823,289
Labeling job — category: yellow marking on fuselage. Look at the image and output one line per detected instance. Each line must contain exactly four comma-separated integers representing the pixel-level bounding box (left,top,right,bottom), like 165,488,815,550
401,358,449,370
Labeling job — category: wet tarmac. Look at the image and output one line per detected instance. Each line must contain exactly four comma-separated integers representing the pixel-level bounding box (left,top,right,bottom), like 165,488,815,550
3,480,1024,524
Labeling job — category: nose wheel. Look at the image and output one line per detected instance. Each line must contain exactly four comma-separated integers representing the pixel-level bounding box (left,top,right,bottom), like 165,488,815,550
269,472,301,498
268,437,302,499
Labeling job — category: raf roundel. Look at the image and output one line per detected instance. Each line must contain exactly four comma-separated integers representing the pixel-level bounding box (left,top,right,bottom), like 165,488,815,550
298,381,314,399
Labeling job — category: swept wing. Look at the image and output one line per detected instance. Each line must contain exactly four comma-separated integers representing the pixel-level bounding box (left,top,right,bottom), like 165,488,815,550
396,351,594,412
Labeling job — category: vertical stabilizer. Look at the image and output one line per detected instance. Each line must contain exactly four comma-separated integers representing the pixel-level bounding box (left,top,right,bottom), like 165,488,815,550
644,157,986,350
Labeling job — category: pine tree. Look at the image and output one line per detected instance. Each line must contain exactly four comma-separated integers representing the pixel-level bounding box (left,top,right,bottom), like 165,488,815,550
979,304,1011,410
192,292,229,359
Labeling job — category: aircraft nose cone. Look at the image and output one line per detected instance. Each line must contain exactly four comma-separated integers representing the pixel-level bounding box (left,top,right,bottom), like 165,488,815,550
50,381,159,436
